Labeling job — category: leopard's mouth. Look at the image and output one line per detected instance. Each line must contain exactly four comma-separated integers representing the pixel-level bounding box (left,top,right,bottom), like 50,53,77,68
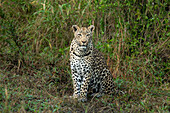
78,45,87,51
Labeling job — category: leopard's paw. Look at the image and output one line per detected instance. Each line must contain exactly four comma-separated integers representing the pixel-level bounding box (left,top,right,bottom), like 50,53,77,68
78,98,87,102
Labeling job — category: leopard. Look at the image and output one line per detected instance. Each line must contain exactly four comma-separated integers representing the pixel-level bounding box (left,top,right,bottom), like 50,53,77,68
70,25,118,102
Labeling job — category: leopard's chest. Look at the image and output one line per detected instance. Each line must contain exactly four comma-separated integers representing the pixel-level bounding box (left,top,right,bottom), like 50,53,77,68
70,58,91,76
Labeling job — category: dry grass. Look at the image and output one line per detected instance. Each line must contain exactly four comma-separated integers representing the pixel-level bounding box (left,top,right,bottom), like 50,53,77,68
0,67,169,112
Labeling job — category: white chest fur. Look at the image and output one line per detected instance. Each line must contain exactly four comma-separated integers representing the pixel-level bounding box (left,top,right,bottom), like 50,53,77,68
70,58,91,76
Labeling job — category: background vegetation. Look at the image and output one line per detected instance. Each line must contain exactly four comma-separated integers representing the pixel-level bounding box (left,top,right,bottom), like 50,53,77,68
0,0,169,112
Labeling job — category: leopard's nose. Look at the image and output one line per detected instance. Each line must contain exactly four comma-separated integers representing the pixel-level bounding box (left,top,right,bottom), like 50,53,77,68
82,40,87,44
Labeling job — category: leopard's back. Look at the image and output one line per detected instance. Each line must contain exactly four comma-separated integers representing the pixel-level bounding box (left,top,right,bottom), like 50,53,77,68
88,48,115,95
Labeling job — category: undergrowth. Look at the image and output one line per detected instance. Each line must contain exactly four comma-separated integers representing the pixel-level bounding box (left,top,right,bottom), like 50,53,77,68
0,0,169,112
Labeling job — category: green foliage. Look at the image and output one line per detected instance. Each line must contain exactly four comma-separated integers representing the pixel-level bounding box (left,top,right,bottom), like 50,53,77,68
0,0,169,112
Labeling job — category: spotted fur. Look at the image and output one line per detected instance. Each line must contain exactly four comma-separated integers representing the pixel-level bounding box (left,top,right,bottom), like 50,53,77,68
70,25,116,102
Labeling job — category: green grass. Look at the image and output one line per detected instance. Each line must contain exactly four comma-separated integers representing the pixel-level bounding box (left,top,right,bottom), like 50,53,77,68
0,0,169,112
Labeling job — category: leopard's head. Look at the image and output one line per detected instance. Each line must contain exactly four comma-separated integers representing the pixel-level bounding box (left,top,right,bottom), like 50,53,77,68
71,25,95,56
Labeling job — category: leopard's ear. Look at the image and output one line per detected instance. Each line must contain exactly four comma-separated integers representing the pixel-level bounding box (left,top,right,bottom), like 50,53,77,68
88,25,95,32
72,25,80,32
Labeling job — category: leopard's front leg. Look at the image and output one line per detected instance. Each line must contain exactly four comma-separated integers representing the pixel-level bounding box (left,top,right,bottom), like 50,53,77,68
79,73,91,102
71,73,81,99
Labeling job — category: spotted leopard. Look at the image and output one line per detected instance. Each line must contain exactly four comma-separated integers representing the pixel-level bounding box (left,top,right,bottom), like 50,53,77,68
70,25,117,102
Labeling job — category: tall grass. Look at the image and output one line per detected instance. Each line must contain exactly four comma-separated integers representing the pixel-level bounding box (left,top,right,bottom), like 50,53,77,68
0,0,169,112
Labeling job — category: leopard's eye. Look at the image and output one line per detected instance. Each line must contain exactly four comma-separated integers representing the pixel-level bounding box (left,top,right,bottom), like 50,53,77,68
78,34,82,36
86,34,90,37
